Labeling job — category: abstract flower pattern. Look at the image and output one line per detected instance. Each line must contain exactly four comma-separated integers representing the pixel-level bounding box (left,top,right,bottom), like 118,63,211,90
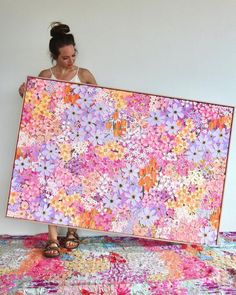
6,77,234,245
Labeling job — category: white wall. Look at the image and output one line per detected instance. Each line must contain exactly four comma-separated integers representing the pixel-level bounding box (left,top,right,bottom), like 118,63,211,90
0,0,235,235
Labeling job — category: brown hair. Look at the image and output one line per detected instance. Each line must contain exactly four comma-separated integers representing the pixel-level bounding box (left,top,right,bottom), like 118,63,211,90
49,22,76,61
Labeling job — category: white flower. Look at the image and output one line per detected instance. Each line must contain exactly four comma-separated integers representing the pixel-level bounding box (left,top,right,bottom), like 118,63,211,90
15,156,31,172
18,131,36,146
199,226,217,245
139,207,156,227
72,141,88,155
111,221,128,233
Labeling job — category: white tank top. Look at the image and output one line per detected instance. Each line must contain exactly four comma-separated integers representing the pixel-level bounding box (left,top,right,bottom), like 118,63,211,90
49,67,81,83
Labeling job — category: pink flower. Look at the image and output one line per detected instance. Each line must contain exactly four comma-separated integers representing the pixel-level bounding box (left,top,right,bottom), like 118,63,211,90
26,256,64,279
94,212,113,230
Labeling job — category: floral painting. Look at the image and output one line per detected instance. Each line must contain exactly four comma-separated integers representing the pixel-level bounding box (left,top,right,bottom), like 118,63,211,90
6,76,234,245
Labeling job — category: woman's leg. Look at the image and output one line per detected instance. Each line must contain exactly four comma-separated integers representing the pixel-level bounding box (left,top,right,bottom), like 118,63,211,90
44,225,60,257
65,227,79,249
48,224,58,241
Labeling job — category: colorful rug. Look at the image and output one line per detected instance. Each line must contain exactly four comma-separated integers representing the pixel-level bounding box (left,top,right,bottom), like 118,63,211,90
0,232,235,294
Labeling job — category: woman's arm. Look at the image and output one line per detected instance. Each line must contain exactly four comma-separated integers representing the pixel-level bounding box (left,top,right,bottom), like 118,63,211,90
79,68,97,85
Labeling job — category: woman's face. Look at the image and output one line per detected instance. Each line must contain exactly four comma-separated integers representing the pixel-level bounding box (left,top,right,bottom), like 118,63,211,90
56,45,76,69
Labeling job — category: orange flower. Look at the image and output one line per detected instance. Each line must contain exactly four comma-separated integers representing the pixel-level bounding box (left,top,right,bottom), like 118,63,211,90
113,120,127,137
209,116,228,130
138,175,155,192
76,209,97,228
64,93,80,104
105,121,112,129
16,147,23,159
113,110,119,120
210,208,220,230
64,85,73,95
138,159,158,192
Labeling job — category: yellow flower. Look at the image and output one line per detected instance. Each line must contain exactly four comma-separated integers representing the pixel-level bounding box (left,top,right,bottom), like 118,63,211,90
64,206,76,217
24,91,36,104
224,116,232,129
68,193,80,203
133,223,149,236
71,215,81,226
115,98,126,110
8,192,19,205
59,143,71,162
32,94,52,118
53,202,65,212
110,90,129,110
173,137,188,155
178,128,188,137
96,141,125,161
188,131,197,142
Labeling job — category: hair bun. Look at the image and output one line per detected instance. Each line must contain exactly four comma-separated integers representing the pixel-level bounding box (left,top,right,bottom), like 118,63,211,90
50,22,70,37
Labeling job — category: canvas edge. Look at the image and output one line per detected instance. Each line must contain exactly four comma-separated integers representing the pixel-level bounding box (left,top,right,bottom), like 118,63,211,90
5,77,30,218
216,106,235,245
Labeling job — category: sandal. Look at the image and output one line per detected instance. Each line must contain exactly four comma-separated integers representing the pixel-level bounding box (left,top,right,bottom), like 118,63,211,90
64,230,80,249
44,240,60,258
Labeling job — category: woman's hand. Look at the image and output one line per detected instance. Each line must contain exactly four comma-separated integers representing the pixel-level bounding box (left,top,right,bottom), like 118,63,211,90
19,82,26,98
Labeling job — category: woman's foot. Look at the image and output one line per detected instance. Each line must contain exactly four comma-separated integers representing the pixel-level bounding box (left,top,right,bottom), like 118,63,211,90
44,240,60,258
64,230,80,249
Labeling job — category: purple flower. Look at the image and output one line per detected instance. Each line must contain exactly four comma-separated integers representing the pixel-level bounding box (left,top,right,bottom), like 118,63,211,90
74,85,97,98
128,178,140,190
199,226,217,245
103,194,121,209
167,103,184,120
186,145,204,163
139,207,156,227
165,120,180,135
15,156,31,173
45,81,58,93
147,111,165,126
41,143,59,160
89,130,107,146
65,104,81,122
36,160,55,177
156,203,166,218
210,143,227,158
71,84,80,94
34,204,55,222
158,190,170,202
92,103,111,119
212,128,228,144
66,185,83,195
68,127,88,142
80,113,97,132
125,187,142,207
113,177,129,195
76,87,96,108
121,164,139,180
8,203,20,213
54,212,70,225
11,173,23,191
196,134,212,151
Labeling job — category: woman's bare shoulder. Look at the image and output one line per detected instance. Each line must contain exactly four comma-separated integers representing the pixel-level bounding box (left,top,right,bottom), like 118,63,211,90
79,67,97,84
38,69,52,78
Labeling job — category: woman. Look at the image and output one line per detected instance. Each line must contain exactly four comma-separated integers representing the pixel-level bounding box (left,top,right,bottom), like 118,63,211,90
19,22,97,258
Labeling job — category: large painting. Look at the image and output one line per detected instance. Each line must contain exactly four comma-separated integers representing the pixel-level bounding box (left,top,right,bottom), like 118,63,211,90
6,77,234,245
